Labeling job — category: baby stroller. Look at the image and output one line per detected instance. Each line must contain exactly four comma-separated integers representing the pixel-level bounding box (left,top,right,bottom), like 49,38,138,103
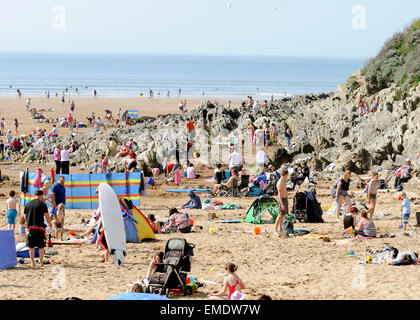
264,172,279,196
292,192,308,222
291,191,324,223
146,238,195,297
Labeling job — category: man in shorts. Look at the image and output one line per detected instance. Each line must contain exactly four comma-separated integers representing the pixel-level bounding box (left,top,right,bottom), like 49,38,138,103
24,190,52,267
274,169,289,236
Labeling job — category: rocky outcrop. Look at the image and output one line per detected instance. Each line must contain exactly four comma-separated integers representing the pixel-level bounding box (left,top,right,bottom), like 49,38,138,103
47,76,419,177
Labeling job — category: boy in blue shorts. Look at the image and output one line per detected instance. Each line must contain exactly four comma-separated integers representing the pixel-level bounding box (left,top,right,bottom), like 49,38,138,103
6,190,21,232
401,192,410,231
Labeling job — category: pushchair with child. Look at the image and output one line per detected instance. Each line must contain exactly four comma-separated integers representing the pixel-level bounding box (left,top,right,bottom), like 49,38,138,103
146,238,196,297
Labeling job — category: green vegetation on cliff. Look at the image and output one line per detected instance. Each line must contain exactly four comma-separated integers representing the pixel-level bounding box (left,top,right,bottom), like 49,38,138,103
363,19,420,93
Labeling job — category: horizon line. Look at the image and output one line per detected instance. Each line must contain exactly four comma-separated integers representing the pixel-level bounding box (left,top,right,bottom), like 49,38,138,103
0,51,370,61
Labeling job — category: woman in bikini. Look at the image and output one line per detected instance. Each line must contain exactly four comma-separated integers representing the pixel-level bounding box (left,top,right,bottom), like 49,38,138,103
208,262,246,300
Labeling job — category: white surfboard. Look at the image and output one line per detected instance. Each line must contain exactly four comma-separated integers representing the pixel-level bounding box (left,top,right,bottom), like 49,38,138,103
98,183,126,267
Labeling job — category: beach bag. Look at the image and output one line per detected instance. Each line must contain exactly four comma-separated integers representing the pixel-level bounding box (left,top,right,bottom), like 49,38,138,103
249,187,263,197
330,180,339,199
378,179,388,190
281,219,294,236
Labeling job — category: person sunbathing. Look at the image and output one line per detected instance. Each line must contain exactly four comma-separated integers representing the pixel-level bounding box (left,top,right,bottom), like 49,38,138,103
208,263,246,300
142,251,164,287
394,159,418,189
114,143,129,159
355,210,377,238
163,208,192,233
147,214,162,234
343,207,359,230
211,169,239,196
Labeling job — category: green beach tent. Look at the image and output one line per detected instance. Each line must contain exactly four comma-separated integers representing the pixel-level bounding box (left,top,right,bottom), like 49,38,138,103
244,195,279,224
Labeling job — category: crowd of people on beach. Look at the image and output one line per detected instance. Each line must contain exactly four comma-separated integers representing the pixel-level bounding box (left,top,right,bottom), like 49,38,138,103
2,91,419,302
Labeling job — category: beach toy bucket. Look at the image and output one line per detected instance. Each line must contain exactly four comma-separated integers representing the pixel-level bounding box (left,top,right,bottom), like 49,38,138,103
209,228,215,233
253,227,261,235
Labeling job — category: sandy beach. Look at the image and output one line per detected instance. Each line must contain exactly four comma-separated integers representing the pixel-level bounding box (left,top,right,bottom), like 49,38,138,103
0,94,419,300
0,96,241,137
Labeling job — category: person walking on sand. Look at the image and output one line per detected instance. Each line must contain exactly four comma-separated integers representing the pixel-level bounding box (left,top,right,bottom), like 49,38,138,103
367,172,379,219
67,113,74,133
335,170,352,222
0,118,6,135
6,190,21,232
14,119,19,134
70,100,75,113
24,190,53,267
26,98,31,112
274,169,289,236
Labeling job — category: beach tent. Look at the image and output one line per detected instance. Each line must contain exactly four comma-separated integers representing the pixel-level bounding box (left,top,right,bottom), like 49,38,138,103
0,230,17,270
120,198,156,243
244,195,279,224
20,171,143,209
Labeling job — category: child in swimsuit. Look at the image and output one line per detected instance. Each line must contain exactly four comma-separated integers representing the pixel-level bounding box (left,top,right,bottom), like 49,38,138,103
208,262,246,300
52,203,65,240
6,190,21,232
102,156,109,173
19,215,26,235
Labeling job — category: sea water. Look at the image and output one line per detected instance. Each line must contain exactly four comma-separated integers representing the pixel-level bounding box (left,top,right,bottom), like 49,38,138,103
0,53,366,98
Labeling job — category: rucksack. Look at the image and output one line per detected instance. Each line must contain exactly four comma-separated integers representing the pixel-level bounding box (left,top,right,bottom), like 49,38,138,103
281,219,294,236
249,187,263,197
330,180,340,198
378,179,388,190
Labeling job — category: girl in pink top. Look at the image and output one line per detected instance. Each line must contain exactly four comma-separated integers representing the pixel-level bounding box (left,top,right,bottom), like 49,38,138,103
208,263,246,300
174,165,182,186
53,145,61,174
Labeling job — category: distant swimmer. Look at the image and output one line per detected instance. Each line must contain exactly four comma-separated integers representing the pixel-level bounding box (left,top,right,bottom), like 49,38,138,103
178,88,182,96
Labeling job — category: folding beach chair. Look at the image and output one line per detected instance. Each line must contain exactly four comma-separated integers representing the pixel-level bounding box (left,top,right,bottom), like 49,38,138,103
222,178,241,197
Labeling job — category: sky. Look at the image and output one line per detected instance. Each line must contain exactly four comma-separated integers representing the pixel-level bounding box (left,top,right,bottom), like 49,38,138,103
0,0,419,58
